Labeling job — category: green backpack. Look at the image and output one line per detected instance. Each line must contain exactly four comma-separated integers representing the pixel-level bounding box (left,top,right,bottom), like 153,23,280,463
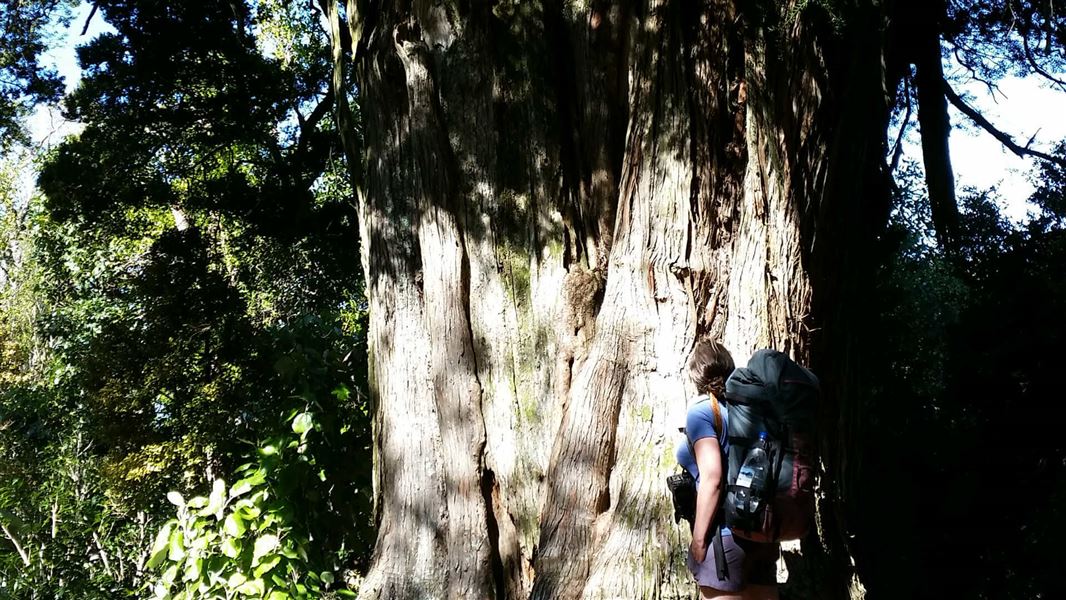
721,349,820,542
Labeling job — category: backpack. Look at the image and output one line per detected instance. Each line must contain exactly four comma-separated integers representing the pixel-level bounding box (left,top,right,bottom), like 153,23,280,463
720,349,820,543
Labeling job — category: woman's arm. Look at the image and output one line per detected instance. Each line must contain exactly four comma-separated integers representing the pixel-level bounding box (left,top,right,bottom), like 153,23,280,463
689,435,723,563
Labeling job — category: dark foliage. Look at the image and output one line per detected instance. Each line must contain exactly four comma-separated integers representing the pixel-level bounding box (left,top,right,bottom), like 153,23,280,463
859,154,1066,600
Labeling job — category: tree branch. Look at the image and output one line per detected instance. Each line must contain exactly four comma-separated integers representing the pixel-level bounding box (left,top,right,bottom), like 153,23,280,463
295,91,334,157
950,45,1002,99
943,81,1066,170
318,0,364,193
889,75,913,173
0,519,31,567
93,531,114,578
1020,28,1066,92
80,4,98,36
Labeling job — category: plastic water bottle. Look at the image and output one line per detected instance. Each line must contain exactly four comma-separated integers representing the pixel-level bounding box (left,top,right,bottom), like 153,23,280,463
736,432,770,514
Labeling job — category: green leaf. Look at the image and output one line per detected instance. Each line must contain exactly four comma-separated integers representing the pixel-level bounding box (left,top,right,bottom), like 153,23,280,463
147,521,176,570
332,385,350,401
227,572,247,588
183,557,203,581
336,591,358,598
224,512,246,537
238,502,262,520
168,529,186,562
162,564,179,586
186,496,208,509
221,538,241,559
320,572,335,586
267,591,290,600
167,491,186,507
229,479,253,498
199,479,226,518
236,578,265,596
279,546,299,560
191,532,212,551
237,469,267,489
253,554,281,577
252,534,279,565
291,412,313,434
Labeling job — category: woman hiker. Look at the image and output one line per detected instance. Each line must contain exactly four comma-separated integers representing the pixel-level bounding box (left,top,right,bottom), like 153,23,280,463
677,338,781,600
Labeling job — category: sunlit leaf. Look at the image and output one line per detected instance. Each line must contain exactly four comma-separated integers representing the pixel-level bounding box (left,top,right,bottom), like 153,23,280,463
236,578,265,596
252,534,279,565
199,479,226,519
148,521,177,569
224,512,247,537
229,480,253,498
221,538,241,558
168,529,186,561
183,557,203,581
162,564,179,586
233,469,266,493
291,412,313,434
253,554,281,577
227,572,247,588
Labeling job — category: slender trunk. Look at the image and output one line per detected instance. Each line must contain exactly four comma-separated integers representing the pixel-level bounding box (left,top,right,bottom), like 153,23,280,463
1,519,31,567
912,0,958,250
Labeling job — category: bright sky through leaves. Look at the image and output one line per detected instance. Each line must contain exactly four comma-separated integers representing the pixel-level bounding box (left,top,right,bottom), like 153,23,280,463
945,73,1066,222
22,2,1066,225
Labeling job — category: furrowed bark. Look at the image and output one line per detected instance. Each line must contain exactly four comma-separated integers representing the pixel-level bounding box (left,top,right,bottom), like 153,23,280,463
551,0,628,269
353,4,495,597
575,0,707,592
352,2,575,598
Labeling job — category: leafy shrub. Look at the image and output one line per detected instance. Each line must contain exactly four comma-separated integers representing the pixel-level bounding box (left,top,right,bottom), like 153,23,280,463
144,410,357,599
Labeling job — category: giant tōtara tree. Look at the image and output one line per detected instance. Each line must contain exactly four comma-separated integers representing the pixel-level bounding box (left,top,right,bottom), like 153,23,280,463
317,1,891,597
310,0,1066,597
321,0,1061,598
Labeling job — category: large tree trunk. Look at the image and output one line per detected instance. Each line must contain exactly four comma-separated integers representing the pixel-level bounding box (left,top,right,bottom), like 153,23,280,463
328,1,896,598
